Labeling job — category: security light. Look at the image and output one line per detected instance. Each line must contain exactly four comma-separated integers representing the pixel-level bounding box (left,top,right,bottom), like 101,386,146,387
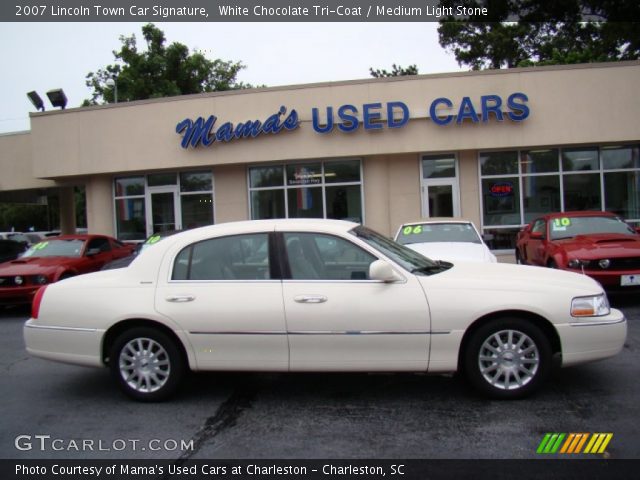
27,91,45,111
46,88,68,109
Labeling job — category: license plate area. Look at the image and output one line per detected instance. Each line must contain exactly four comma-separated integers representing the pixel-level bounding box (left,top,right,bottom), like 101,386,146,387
621,274,640,286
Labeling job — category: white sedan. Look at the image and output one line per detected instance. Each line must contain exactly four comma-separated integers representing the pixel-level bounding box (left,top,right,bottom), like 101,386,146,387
395,219,497,263
25,219,626,401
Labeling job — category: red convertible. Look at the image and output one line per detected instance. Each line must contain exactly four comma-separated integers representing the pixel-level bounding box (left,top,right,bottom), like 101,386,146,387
516,211,640,289
0,234,135,305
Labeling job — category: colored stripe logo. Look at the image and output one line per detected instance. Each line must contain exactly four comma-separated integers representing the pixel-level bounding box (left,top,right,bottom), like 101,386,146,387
537,433,613,454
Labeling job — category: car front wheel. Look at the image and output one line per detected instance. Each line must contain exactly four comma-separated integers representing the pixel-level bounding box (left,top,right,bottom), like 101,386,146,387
110,327,185,401
464,318,551,399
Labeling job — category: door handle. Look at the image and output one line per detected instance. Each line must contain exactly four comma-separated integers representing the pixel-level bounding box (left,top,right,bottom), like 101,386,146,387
294,295,327,304
166,295,195,303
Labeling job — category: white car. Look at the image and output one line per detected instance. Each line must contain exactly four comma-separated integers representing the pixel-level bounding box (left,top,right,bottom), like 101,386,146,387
25,219,626,401
394,219,497,263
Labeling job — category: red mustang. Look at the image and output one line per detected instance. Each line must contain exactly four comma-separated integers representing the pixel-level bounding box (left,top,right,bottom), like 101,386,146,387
516,211,640,290
0,234,135,305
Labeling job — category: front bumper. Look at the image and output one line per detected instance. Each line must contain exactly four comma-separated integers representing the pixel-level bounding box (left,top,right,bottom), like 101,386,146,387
557,309,627,367
0,286,39,305
566,268,640,290
24,319,104,367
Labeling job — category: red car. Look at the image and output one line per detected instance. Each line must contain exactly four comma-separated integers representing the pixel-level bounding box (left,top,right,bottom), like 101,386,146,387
516,211,640,290
0,234,135,305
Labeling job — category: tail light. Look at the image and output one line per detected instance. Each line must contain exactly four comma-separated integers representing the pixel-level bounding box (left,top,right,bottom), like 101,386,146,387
31,285,48,319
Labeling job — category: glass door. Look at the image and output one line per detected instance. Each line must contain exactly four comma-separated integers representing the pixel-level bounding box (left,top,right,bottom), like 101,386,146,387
147,186,181,236
421,154,461,218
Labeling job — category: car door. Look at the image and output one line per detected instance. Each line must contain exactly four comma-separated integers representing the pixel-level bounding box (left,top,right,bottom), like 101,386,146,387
154,232,289,371
280,231,431,372
524,219,548,265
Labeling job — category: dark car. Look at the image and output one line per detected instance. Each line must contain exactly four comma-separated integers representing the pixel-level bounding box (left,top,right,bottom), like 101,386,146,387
0,234,136,305
0,239,28,264
101,231,181,270
516,211,640,290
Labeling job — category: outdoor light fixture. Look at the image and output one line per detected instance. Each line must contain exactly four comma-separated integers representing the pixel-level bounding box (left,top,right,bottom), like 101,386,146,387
46,88,68,109
27,91,45,111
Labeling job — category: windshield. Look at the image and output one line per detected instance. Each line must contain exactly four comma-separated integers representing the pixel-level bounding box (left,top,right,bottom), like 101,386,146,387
397,222,481,245
550,216,635,240
351,225,445,275
22,239,85,258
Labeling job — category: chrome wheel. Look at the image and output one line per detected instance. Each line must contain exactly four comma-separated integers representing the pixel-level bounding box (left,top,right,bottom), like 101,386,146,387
118,337,171,394
478,329,539,390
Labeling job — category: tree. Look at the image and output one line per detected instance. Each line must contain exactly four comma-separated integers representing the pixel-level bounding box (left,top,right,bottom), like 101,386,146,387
437,0,640,70
84,24,251,105
369,64,419,78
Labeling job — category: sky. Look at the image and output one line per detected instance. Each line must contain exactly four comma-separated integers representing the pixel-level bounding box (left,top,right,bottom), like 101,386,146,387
0,22,463,134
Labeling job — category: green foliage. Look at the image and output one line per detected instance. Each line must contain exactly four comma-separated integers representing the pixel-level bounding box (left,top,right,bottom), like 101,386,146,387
437,0,640,69
84,24,251,105
369,64,419,78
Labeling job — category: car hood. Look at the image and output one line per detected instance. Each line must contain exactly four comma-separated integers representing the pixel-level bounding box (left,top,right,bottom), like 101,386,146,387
0,257,75,275
554,233,640,258
418,261,601,297
406,242,495,263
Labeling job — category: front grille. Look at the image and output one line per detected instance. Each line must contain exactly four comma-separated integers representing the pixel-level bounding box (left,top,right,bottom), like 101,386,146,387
608,257,640,270
0,276,18,287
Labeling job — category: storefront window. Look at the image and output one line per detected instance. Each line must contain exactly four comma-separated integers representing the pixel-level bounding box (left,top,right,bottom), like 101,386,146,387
249,160,363,222
481,177,521,226
602,145,640,170
480,151,518,176
114,198,146,241
522,175,561,223
520,149,558,174
605,171,640,220
479,145,640,251
115,177,144,196
562,148,599,172
114,171,214,240
422,155,456,178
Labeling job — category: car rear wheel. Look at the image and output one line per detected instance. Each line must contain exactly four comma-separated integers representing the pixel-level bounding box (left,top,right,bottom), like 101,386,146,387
110,327,185,402
464,318,551,399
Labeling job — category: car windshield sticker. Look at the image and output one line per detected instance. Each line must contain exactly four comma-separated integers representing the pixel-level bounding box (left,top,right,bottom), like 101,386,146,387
34,241,48,250
146,235,162,245
552,218,571,231
402,225,424,235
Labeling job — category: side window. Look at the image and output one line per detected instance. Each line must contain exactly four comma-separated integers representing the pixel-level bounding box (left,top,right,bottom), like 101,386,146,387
531,219,546,237
87,237,111,253
172,233,270,280
284,232,376,280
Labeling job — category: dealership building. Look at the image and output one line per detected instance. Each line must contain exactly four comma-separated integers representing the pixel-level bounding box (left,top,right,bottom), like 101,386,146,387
1,60,639,260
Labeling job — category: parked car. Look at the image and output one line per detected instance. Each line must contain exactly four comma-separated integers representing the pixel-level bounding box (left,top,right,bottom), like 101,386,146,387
0,234,136,305
0,239,28,264
25,219,625,401
516,211,640,290
394,218,497,263
101,230,182,271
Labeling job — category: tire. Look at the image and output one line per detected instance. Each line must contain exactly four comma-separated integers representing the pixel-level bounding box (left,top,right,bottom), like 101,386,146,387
109,327,185,402
547,259,558,269
464,318,552,399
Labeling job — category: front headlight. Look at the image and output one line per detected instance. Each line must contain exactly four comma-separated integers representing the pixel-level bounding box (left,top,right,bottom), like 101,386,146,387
568,259,591,269
571,294,610,317
33,275,49,285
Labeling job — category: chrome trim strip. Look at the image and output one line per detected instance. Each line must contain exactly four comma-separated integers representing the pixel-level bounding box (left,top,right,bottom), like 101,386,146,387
189,330,449,335
24,324,99,333
569,317,627,327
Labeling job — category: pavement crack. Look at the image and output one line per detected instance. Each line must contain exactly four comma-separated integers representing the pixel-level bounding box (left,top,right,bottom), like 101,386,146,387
160,385,257,478
4,355,30,372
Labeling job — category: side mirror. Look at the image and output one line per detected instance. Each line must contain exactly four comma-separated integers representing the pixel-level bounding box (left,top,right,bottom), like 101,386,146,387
369,260,401,282
530,231,544,240
86,247,101,256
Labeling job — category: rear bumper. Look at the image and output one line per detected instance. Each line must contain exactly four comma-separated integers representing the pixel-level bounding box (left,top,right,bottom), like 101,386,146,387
24,319,104,367
557,309,627,367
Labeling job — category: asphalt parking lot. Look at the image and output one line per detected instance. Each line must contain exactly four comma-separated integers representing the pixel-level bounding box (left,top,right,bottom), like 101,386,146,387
1,295,639,462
